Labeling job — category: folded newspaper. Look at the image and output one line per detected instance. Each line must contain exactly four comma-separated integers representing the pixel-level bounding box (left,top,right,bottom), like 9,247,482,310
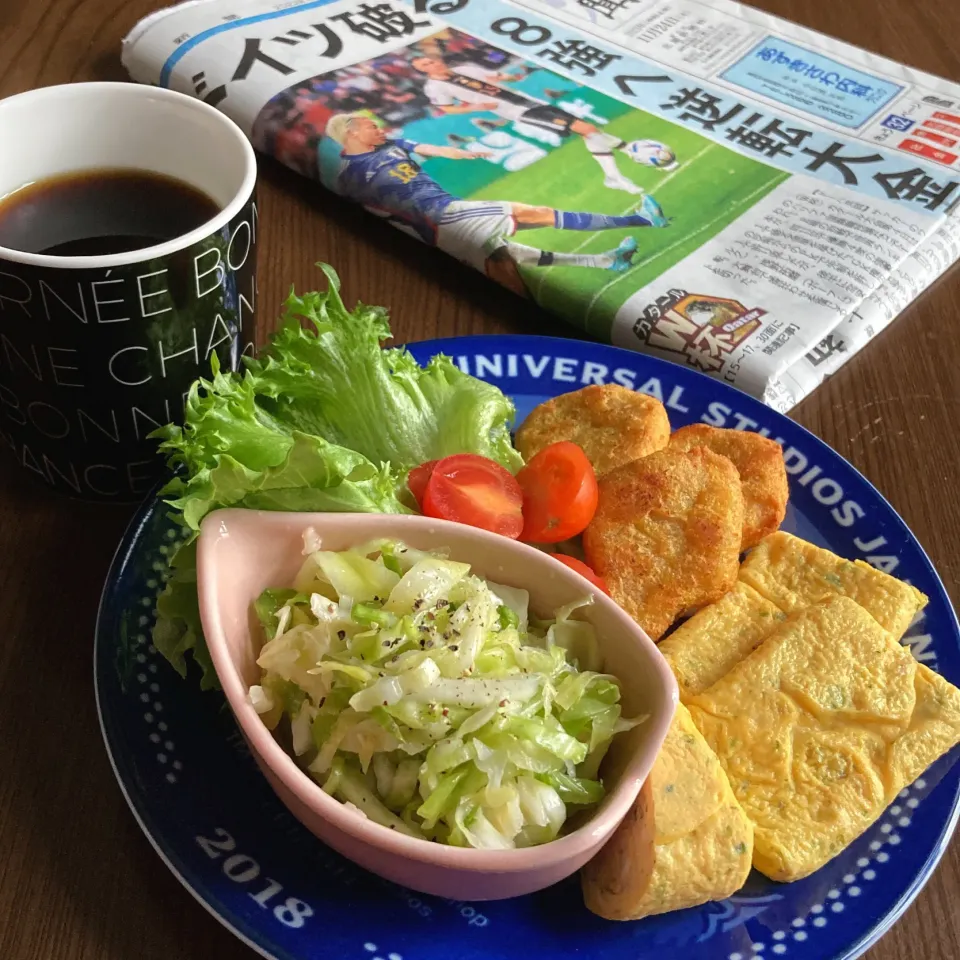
123,0,960,410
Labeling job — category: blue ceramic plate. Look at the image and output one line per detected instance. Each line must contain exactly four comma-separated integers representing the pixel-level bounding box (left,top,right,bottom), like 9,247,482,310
96,335,960,960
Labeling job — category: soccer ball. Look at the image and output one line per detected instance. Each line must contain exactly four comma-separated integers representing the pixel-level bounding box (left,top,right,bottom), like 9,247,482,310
623,139,678,170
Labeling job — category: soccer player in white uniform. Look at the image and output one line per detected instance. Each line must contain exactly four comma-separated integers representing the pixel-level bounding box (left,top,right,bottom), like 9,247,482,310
324,113,669,298
410,55,647,196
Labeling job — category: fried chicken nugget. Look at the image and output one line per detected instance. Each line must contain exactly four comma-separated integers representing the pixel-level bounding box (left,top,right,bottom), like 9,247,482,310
583,447,744,640
669,424,788,550
515,384,670,476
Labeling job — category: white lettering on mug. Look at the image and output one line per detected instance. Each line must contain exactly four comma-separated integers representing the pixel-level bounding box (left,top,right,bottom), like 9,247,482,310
131,400,171,441
47,347,84,388
195,247,225,299
77,407,121,444
43,454,82,494
159,328,199,378
91,278,129,324
0,272,32,317
127,459,158,495
1,334,42,380
27,400,70,439
40,279,88,325
21,443,47,481
137,269,173,318
240,273,257,328
205,314,234,359
108,345,151,387
84,463,119,496
227,221,252,272
0,383,26,425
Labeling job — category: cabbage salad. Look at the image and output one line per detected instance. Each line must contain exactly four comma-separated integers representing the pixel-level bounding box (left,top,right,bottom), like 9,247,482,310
249,531,642,849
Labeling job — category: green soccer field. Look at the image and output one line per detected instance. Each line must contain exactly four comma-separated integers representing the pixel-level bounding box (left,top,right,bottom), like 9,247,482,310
468,112,789,340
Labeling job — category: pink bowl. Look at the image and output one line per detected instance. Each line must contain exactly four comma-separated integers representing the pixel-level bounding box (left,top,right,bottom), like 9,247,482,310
197,509,677,900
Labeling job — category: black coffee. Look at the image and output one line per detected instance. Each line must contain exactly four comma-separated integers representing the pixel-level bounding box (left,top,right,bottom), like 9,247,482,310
0,168,221,257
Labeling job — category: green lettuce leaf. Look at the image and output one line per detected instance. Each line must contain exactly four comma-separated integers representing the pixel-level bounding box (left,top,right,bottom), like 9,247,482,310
149,264,522,687
246,263,522,471
152,541,218,691
161,430,411,533
157,351,293,479
151,432,409,689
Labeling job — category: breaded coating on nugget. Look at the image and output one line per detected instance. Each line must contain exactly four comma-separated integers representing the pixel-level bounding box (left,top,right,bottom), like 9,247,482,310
740,531,928,640
583,447,744,640
515,384,669,476
669,424,788,549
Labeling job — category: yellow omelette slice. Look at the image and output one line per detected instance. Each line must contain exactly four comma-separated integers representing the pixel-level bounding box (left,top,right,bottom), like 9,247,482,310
688,596,921,882
582,704,753,919
739,531,927,639
658,582,786,700
885,663,960,798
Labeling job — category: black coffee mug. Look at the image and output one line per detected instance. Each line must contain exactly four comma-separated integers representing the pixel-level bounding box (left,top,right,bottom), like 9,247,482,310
0,82,258,502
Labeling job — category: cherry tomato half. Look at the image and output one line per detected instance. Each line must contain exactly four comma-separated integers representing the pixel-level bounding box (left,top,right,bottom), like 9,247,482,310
407,459,438,508
551,554,610,594
517,441,598,543
422,454,524,538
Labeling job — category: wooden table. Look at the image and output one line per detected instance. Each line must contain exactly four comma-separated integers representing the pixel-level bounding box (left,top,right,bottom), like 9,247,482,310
1,0,959,957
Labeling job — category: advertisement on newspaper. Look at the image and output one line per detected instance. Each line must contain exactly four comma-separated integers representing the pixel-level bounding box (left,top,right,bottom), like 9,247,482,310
123,0,960,409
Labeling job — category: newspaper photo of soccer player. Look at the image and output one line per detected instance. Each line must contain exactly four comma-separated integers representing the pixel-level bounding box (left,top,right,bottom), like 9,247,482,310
252,28,785,336
407,53,677,196
321,112,668,296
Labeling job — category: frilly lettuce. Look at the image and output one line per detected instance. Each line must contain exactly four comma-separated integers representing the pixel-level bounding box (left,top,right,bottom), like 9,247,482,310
245,264,522,472
150,264,522,686
152,540,218,690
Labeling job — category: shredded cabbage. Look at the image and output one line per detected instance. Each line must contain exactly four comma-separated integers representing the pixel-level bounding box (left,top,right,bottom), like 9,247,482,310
251,537,642,849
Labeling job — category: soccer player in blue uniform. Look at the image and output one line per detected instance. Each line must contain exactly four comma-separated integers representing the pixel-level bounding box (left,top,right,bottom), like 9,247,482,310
324,112,669,298
411,55,658,195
